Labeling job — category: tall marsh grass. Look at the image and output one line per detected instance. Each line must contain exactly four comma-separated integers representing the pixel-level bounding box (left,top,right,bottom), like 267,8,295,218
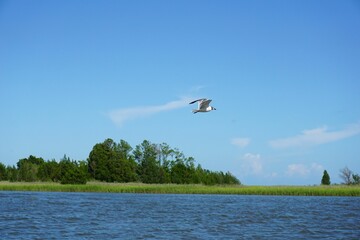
0,182,359,196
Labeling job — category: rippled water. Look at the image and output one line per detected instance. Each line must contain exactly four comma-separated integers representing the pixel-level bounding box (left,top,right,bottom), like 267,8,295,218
1,191,359,239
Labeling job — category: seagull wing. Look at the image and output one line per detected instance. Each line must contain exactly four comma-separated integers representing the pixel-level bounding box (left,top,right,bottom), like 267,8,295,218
199,99,212,110
189,98,206,105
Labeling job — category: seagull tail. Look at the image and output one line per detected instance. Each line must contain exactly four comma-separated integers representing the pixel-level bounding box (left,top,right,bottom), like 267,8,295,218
192,109,198,114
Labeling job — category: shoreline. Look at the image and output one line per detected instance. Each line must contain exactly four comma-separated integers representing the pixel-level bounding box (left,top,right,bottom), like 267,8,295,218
1,181,359,196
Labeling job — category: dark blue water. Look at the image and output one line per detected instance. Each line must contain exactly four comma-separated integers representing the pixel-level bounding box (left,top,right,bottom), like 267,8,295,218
0,191,359,239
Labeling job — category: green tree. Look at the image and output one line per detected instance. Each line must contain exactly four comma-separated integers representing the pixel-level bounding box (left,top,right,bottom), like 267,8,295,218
321,170,331,185
112,140,137,182
171,161,188,184
157,143,173,168
6,165,18,182
134,140,161,183
170,156,196,184
18,161,39,182
88,138,116,181
17,155,44,168
78,160,91,181
156,143,173,183
0,162,7,181
352,174,360,185
16,155,44,182
59,156,87,184
88,138,137,182
37,159,61,182
224,171,241,185
118,139,133,160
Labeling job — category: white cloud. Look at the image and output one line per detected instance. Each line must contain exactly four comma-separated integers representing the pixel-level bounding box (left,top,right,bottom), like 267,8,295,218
108,97,192,127
286,163,323,177
310,162,323,172
231,138,250,148
241,153,263,175
269,123,360,148
286,164,309,176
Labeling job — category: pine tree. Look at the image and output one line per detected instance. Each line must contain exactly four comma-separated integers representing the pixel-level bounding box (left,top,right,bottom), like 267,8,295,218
321,170,331,185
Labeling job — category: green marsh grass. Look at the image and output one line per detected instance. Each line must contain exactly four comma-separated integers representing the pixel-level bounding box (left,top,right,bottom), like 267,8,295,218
0,181,359,196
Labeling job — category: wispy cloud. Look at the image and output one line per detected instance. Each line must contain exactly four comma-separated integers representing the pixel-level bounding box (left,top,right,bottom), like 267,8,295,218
241,153,263,175
108,97,192,127
269,123,360,148
231,138,250,148
286,163,323,177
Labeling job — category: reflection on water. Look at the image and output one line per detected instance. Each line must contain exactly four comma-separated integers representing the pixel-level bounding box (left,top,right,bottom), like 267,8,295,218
1,192,359,239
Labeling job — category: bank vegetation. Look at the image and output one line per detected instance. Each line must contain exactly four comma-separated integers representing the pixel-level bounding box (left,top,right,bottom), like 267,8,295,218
0,138,240,185
1,181,359,196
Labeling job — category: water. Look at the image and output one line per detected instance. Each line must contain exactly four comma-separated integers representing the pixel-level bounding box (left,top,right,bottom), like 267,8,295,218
1,191,359,239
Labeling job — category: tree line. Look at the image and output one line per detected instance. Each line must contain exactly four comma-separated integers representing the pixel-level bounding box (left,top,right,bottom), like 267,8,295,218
0,138,240,185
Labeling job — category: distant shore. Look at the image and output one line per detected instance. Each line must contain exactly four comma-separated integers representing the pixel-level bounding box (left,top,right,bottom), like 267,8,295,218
0,181,359,196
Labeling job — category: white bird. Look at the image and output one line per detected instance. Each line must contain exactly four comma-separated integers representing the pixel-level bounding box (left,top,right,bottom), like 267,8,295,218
189,98,216,114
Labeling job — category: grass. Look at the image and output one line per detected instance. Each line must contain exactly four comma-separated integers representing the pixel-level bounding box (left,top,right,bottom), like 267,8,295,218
0,181,360,196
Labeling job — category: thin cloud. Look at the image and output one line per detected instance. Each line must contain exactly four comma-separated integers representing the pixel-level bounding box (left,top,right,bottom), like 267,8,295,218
109,97,192,127
286,163,323,177
269,123,360,148
241,153,263,175
231,138,250,148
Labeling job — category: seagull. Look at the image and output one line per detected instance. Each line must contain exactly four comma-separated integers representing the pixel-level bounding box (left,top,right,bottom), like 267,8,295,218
189,98,216,114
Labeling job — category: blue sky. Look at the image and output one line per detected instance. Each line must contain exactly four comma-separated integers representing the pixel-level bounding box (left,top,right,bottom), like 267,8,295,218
1,0,359,185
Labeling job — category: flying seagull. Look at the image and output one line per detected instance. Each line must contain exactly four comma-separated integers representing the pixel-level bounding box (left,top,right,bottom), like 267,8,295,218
189,98,216,114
